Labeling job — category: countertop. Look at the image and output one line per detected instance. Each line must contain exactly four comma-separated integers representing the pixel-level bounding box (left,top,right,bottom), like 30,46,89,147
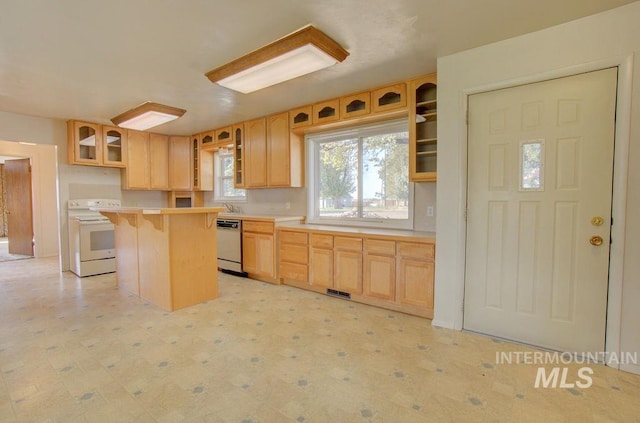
94,207,226,215
277,222,436,242
217,213,305,223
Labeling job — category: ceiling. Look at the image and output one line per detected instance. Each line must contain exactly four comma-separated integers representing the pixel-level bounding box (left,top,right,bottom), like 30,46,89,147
0,0,635,136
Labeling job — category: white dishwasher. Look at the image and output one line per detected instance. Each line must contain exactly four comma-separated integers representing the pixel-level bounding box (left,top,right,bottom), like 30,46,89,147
216,219,247,276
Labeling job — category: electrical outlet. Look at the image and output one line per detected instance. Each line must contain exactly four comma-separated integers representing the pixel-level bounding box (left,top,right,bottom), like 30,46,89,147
285,202,291,210
427,206,434,217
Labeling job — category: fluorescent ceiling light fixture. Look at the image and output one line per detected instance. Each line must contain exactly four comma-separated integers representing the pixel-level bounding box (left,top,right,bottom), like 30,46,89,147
111,102,186,131
205,25,349,94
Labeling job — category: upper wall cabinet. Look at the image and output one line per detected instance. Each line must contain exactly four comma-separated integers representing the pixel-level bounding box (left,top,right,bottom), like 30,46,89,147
312,99,340,125
68,120,127,168
244,113,303,189
340,92,371,120
200,131,214,151
215,126,233,148
290,105,312,129
371,83,407,114
233,124,245,188
409,73,437,182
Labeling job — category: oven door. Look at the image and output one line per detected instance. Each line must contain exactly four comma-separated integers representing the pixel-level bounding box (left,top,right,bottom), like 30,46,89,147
78,220,115,261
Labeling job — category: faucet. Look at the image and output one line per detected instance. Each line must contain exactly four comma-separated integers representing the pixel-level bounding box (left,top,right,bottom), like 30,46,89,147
223,202,242,213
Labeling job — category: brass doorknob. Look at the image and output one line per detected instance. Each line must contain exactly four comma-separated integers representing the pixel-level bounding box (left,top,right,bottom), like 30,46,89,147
590,236,604,246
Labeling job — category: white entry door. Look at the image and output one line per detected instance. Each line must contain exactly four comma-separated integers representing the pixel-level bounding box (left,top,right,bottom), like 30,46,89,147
464,68,618,352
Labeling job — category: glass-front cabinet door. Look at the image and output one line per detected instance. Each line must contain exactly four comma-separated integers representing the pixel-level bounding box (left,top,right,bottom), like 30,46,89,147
102,126,127,167
69,121,102,165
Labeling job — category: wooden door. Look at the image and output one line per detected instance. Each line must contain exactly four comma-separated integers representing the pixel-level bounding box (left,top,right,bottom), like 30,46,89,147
310,247,334,289
5,159,34,256
364,254,395,300
169,135,192,190
242,232,257,274
267,112,291,187
397,257,433,308
334,250,363,294
124,130,150,189
245,118,267,188
149,134,169,190
465,68,617,352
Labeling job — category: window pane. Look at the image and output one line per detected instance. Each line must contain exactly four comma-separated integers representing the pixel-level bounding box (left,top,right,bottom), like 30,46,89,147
362,131,409,220
222,156,234,177
318,139,358,218
222,178,244,197
520,140,544,190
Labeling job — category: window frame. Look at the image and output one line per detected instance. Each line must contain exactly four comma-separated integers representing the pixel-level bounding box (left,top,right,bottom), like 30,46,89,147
213,150,247,202
306,118,414,230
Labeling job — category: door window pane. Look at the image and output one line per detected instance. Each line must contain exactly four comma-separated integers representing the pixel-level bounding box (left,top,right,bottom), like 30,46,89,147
520,140,544,191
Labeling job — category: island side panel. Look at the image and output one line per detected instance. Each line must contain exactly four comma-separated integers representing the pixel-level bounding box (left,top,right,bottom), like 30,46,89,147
168,213,218,310
114,213,140,296
137,214,172,311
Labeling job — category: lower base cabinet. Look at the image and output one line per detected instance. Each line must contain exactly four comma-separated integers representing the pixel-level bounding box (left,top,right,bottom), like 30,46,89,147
242,221,276,282
278,228,435,318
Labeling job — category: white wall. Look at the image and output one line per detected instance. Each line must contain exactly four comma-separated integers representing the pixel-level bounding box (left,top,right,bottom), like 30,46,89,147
436,2,640,374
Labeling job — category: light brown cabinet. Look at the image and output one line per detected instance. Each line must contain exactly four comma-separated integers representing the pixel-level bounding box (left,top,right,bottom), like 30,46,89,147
277,227,435,318
309,233,334,289
233,124,245,188
290,105,312,129
363,239,396,301
121,130,151,190
214,126,233,148
312,99,340,125
149,133,169,190
409,73,437,182
340,92,371,120
191,134,214,191
333,236,363,294
168,135,191,191
67,120,127,168
245,117,268,188
396,242,435,312
102,126,128,167
242,220,276,282
121,131,171,191
267,112,303,188
244,114,303,189
371,83,407,114
279,230,308,285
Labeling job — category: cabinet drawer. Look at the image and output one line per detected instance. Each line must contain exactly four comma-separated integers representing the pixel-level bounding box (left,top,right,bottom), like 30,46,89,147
280,262,308,283
243,221,275,234
365,239,395,256
280,243,308,264
311,233,333,248
280,230,308,245
334,236,363,252
397,242,435,260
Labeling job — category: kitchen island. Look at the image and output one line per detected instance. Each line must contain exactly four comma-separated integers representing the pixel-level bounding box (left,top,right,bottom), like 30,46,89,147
97,207,225,311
